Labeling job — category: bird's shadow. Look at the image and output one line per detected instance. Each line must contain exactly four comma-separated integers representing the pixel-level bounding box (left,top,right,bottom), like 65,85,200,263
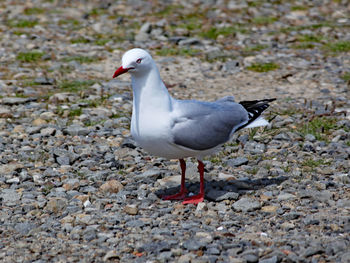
156,176,288,201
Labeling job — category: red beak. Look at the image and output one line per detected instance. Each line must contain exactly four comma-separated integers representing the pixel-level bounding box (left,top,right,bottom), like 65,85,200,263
113,66,129,78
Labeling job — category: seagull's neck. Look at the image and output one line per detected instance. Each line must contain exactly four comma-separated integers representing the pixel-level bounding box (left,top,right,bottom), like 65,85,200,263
131,64,173,134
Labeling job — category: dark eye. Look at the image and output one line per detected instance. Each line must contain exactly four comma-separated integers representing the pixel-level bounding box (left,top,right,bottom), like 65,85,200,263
136,58,142,64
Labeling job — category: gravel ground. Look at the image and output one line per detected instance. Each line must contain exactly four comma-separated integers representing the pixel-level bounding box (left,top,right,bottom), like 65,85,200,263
1,0,350,262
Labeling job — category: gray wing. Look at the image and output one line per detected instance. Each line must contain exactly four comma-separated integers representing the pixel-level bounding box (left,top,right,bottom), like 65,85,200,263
171,97,248,151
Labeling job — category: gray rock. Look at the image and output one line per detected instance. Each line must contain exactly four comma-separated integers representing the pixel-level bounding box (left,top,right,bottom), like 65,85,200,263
65,125,90,136
168,36,187,44
232,198,261,212
302,142,315,152
44,198,68,214
259,255,278,263
305,134,316,142
178,38,201,46
341,252,350,262
303,245,324,257
276,192,296,201
2,97,34,105
223,60,241,73
1,189,20,206
15,222,37,235
226,157,249,167
207,247,220,255
139,22,152,34
135,23,152,41
56,156,70,165
283,212,303,220
241,250,259,263
83,227,97,241
27,126,42,134
336,199,350,208
315,190,333,202
0,106,11,117
274,133,290,140
206,189,239,201
245,142,266,154
125,220,145,228
34,77,55,85
40,127,56,136
182,240,202,251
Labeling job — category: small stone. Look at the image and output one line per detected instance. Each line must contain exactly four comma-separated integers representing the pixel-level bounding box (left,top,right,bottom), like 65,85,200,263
245,142,266,154
125,219,144,228
139,22,152,33
336,199,350,208
1,189,20,206
261,205,278,213
341,252,350,262
65,124,89,136
32,118,47,126
302,142,315,152
182,240,202,251
178,254,193,263
281,222,295,230
83,227,97,241
45,198,68,214
196,202,208,212
40,111,55,120
40,127,56,136
49,93,71,103
283,212,302,220
0,106,12,118
99,180,123,194
225,157,249,167
195,232,213,243
56,156,70,165
15,222,37,235
124,204,138,215
206,189,239,201
303,246,324,257
241,250,259,263
103,250,119,261
34,77,55,85
305,134,316,142
2,97,33,105
63,179,80,191
60,215,74,224
274,133,290,140
13,125,25,133
6,177,20,184
178,38,201,46
259,255,278,263
232,198,261,212
218,172,236,180
0,163,23,174
277,193,296,201
223,60,240,73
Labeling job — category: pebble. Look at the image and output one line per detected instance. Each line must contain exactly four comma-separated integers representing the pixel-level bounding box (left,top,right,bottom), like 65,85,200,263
124,204,139,215
225,157,249,167
232,198,261,212
99,180,123,194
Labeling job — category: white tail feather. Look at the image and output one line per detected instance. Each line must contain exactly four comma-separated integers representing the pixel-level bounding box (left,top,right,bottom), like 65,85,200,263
245,117,269,128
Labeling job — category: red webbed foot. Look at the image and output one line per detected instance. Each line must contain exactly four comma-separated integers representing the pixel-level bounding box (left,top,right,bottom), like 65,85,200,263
182,193,204,205
162,189,188,200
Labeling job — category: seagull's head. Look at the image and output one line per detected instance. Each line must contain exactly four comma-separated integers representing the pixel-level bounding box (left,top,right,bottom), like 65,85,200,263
113,48,153,78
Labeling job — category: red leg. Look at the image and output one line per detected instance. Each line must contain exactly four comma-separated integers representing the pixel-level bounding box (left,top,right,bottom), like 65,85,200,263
183,160,205,205
162,159,188,200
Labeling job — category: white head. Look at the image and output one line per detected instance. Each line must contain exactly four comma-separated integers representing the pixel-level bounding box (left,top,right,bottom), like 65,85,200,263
113,48,154,78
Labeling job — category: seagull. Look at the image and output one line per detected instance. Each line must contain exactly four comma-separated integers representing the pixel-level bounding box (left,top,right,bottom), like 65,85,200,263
113,48,275,204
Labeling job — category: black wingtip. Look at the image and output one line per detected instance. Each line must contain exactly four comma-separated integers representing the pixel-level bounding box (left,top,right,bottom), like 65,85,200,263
236,98,276,131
